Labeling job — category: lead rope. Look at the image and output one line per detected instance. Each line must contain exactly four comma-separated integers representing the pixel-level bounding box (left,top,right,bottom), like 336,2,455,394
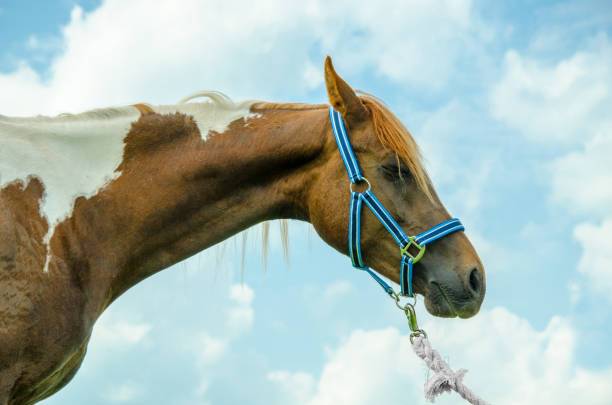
390,293,490,405
411,335,489,405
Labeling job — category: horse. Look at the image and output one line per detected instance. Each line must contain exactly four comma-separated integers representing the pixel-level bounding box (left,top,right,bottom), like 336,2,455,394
0,57,485,405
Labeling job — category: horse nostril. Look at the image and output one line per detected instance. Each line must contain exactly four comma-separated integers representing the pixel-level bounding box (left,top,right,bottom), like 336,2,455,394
468,267,481,296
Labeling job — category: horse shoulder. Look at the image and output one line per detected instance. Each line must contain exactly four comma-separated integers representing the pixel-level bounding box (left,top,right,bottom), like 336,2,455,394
0,177,91,404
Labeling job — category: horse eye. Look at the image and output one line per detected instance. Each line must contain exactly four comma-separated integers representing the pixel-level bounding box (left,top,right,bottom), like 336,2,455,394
381,164,412,182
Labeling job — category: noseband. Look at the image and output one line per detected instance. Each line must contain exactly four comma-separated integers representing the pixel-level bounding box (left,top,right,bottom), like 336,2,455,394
329,107,464,298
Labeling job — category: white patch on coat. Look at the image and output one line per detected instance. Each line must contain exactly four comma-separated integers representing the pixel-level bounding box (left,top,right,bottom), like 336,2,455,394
0,92,258,272
153,91,260,140
0,107,140,271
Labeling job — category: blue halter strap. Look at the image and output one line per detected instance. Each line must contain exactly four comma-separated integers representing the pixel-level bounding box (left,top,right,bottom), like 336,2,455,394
330,107,464,297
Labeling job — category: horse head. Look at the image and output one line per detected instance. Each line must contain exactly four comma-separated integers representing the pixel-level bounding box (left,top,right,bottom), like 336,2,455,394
307,57,485,318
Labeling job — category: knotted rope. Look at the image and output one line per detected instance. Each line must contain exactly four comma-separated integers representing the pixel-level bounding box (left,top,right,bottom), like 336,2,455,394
411,335,490,405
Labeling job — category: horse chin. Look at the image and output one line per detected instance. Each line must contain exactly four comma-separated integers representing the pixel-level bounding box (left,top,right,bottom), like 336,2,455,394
422,282,460,318
423,292,458,318
422,283,481,319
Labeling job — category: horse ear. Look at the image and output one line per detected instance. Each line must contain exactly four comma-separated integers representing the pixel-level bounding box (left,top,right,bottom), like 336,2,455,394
324,56,369,124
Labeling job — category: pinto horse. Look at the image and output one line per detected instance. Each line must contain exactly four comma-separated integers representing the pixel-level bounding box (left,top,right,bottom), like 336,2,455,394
0,57,485,404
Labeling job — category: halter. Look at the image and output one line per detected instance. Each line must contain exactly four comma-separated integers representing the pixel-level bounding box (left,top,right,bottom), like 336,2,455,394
330,107,465,297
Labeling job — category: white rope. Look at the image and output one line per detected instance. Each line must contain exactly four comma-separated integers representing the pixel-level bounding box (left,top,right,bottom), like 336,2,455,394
411,335,490,405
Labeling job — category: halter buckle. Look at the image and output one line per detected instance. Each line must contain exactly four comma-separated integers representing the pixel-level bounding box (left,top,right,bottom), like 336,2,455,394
400,237,426,264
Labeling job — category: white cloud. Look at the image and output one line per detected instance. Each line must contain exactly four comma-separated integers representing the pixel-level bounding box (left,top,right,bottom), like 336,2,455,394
490,36,612,302
26,34,62,54
321,280,353,299
308,327,419,405
227,305,254,332
92,315,151,346
266,307,612,405
303,280,356,321
188,283,256,400
574,219,612,297
568,282,581,306
490,34,612,143
227,283,255,335
315,0,489,90
197,333,229,365
105,381,145,402
302,61,324,90
0,0,488,117
550,132,612,217
415,99,498,218
421,308,612,404
268,370,316,404
229,283,255,306
0,62,49,115
466,229,513,274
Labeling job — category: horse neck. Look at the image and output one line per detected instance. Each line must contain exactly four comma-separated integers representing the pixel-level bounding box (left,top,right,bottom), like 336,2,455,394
52,104,330,310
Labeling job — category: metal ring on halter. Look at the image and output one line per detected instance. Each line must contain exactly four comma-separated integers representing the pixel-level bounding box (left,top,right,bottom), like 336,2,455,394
350,177,371,194
409,330,427,344
390,289,417,310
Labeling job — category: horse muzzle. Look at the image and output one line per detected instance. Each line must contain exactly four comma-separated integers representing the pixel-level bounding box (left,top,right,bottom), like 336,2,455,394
422,266,485,318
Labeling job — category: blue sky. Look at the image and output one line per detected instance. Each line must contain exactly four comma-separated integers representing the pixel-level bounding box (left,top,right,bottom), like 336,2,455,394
1,1,611,404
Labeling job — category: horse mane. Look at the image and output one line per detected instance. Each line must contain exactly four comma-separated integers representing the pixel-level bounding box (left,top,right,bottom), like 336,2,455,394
177,90,259,110
0,91,252,124
255,94,431,199
357,92,432,200
252,101,327,110
0,107,137,124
